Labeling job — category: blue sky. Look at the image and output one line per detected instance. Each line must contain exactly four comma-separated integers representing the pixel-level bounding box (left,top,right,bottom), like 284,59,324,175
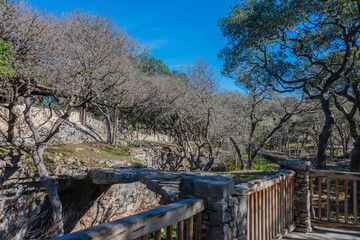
30,0,239,91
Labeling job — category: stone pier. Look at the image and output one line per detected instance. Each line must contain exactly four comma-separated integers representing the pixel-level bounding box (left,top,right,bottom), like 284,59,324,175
278,160,313,233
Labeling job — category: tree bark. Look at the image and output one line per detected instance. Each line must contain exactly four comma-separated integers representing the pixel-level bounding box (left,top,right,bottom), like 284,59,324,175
98,106,112,145
112,107,119,147
229,137,245,170
350,137,360,172
31,148,64,235
6,102,17,143
316,94,335,169
79,103,87,126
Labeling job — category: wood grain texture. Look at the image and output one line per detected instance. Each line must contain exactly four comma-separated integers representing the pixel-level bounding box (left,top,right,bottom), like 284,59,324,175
166,225,173,240
187,216,194,240
335,178,339,222
177,221,184,240
52,198,205,240
155,230,161,240
196,212,202,240
327,177,330,221
237,170,296,194
310,170,360,181
345,179,348,224
354,180,358,224
318,177,322,220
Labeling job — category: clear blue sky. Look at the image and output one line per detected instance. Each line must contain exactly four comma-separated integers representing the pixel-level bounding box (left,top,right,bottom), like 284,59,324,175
30,0,239,91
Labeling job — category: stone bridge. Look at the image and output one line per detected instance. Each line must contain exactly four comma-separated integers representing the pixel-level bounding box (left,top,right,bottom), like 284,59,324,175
89,168,209,203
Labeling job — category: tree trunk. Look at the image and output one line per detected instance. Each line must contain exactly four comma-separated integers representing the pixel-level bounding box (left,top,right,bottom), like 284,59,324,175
229,137,245,170
6,102,17,143
79,103,87,126
32,147,64,236
247,144,253,170
316,95,335,169
112,107,119,147
248,154,255,170
350,137,360,172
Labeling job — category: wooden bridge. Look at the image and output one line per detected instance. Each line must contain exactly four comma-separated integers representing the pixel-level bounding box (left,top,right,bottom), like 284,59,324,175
52,165,360,240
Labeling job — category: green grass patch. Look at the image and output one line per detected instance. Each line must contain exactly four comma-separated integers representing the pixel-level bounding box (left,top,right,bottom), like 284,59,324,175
44,142,144,166
224,170,280,184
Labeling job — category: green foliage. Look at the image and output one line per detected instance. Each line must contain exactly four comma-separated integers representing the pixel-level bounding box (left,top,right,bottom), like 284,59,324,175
252,155,279,170
226,170,280,184
141,55,172,76
0,147,7,153
212,154,279,172
219,0,360,90
0,39,15,79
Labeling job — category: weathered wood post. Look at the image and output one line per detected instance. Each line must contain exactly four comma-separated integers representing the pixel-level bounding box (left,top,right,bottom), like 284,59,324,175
278,160,313,233
180,175,246,240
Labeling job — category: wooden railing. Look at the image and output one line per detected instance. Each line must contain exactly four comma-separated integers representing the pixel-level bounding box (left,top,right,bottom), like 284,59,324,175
52,198,206,240
237,170,295,240
309,170,360,230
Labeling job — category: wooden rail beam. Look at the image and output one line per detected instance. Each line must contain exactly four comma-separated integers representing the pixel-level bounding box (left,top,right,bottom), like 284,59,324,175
52,198,205,240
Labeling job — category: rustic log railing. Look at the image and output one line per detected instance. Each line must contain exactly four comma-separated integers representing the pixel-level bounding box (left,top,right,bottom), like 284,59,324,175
237,170,296,240
52,198,206,240
309,170,360,230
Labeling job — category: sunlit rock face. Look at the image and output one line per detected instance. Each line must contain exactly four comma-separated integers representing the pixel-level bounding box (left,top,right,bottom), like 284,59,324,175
0,161,160,239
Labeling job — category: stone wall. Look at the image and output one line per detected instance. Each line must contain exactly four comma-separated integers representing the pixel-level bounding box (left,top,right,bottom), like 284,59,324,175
0,105,106,146
0,165,160,239
63,181,160,232
0,105,172,146
180,175,247,240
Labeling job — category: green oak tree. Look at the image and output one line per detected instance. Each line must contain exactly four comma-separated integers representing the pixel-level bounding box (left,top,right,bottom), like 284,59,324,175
219,0,360,169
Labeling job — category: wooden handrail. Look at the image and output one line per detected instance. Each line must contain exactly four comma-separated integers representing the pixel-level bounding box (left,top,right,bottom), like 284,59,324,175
244,171,295,240
52,198,206,240
309,170,360,181
310,169,360,230
236,170,295,194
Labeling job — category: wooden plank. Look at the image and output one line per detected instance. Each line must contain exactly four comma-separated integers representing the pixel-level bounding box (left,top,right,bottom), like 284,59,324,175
345,179,349,224
287,178,291,225
283,179,286,229
141,234,148,240
248,195,251,240
335,178,339,222
310,176,314,219
318,177,322,220
286,179,289,225
155,230,161,240
52,198,205,240
280,180,284,231
269,186,272,240
291,177,294,222
262,190,266,240
255,191,259,240
259,190,265,240
277,182,280,235
251,193,255,240
258,190,262,240
309,170,360,181
196,212,202,240
266,187,270,240
327,177,331,221
177,221,184,240
236,170,296,194
272,185,275,239
166,225,173,240
354,180,358,224
187,216,194,240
